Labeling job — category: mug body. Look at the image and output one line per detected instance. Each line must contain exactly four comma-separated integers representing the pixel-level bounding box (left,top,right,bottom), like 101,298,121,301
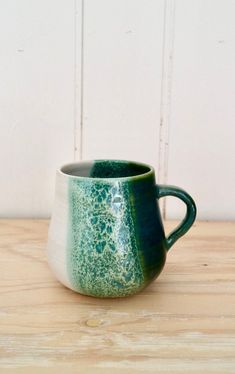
47,160,167,297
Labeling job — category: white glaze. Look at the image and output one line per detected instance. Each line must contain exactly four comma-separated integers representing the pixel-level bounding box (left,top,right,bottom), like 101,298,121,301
47,171,71,289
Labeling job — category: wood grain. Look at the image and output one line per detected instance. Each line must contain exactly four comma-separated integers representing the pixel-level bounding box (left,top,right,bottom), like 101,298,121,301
0,220,235,373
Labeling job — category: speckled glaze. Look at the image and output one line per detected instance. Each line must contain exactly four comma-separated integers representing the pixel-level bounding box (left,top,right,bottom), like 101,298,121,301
47,160,196,298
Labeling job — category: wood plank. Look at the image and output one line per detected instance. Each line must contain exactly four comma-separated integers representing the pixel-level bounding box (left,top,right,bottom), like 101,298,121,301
0,220,235,373
0,1,79,217
82,0,164,169
166,0,235,220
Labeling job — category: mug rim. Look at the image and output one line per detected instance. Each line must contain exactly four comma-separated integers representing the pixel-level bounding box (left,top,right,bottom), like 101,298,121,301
58,159,155,182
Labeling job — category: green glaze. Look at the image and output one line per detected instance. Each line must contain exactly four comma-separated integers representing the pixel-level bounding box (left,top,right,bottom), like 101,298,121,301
66,160,196,298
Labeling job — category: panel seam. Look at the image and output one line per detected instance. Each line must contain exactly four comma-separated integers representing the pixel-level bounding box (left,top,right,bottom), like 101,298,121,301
74,0,84,161
158,0,176,219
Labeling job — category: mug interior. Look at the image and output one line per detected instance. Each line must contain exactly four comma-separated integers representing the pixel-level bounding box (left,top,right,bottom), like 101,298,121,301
60,160,151,179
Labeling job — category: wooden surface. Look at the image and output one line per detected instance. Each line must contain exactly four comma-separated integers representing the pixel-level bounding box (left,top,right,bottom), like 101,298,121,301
0,220,235,373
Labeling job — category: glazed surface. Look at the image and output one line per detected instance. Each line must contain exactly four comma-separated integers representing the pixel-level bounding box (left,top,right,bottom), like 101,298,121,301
67,161,166,297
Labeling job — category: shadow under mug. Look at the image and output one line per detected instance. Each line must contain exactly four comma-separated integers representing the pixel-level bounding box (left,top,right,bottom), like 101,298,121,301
47,159,197,298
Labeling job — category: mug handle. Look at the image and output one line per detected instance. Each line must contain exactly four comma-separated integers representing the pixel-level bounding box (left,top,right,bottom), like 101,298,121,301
156,185,197,251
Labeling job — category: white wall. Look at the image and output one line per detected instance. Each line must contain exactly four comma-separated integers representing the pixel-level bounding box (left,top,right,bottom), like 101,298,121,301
0,0,234,219
167,0,235,220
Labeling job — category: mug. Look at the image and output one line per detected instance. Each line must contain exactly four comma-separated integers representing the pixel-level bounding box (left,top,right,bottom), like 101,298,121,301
47,159,196,298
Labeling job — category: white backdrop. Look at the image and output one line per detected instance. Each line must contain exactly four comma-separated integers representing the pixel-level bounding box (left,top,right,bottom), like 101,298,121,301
0,0,234,219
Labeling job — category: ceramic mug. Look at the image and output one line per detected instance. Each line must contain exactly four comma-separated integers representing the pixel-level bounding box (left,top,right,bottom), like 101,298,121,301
47,159,196,298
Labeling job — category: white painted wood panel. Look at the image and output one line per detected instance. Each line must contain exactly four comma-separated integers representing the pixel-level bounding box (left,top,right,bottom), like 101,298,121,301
166,0,235,220
81,0,165,170
0,0,234,220
0,0,81,217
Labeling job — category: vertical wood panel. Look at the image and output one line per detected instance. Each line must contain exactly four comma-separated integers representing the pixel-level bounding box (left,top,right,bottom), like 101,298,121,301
166,0,235,220
0,0,234,220
82,0,165,169
0,0,81,217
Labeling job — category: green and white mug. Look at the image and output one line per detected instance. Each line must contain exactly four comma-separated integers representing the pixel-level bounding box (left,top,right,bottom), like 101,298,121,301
47,160,196,298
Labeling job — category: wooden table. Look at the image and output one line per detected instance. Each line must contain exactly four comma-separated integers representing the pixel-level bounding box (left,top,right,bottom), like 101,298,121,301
0,220,235,373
